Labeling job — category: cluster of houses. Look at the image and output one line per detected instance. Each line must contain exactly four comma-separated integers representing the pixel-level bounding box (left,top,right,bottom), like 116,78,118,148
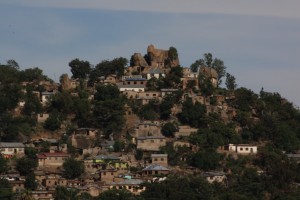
0,134,260,199
1,45,263,199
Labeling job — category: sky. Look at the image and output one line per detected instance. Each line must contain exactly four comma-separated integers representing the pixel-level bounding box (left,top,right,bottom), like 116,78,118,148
0,0,300,107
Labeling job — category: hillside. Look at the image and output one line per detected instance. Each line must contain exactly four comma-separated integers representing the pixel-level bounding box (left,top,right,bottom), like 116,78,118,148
1,45,300,199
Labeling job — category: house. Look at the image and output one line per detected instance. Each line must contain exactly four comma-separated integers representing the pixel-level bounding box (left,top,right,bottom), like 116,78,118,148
11,180,25,192
202,171,227,184
151,154,168,167
142,164,170,176
174,125,198,138
43,175,67,188
110,179,146,195
99,169,117,183
37,152,70,168
161,88,179,98
145,67,165,80
31,190,54,200
286,154,300,163
74,128,97,138
136,91,162,105
226,144,258,155
134,121,161,137
37,113,49,123
103,74,117,84
136,136,166,151
40,91,55,105
0,142,25,158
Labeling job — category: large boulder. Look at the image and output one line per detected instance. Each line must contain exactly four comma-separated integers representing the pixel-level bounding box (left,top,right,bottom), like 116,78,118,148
132,53,149,67
147,44,180,67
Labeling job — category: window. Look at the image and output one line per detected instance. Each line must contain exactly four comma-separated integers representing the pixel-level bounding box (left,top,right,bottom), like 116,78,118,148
103,172,106,175
151,140,154,143
134,81,137,84
141,81,144,84
146,94,149,96
111,172,114,175
240,148,243,151
154,158,158,161
153,94,156,96
161,158,164,161
245,148,249,151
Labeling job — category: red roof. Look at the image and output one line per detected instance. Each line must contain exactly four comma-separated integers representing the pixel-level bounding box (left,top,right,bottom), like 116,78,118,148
37,152,70,159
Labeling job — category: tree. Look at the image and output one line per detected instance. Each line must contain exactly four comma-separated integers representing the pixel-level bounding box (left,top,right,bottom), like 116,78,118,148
177,98,206,128
20,67,49,82
24,172,37,190
188,149,222,170
91,57,128,80
161,122,177,137
0,82,22,113
0,179,13,200
69,58,91,79
212,58,226,86
62,158,84,179
54,186,79,200
113,140,125,152
43,110,62,131
93,84,125,136
192,53,226,87
6,59,19,69
99,189,137,200
0,155,8,174
225,73,237,90
141,175,212,200
16,157,37,176
168,46,179,67
135,149,143,160
22,88,43,116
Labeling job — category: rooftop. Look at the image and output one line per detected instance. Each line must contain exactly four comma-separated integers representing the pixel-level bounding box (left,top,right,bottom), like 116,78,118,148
143,164,169,171
0,142,25,148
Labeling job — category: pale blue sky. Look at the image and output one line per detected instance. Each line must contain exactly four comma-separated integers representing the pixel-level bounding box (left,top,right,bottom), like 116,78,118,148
1,0,300,107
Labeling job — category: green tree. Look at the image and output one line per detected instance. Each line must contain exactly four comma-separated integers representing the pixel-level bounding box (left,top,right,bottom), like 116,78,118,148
69,58,91,79
54,186,79,200
188,149,222,170
113,140,125,152
43,110,62,131
22,88,43,116
225,73,237,90
99,189,137,200
135,149,143,160
16,157,37,176
0,155,8,174
24,172,37,190
178,98,206,128
141,175,212,200
93,99,125,136
0,179,13,200
6,59,19,69
20,67,49,82
161,122,177,137
62,158,84,179
192,53,226,87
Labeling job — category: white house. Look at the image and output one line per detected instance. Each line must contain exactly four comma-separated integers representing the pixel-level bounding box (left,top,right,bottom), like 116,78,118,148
228,144,258,154
145,67,165,80
0,142,25,158
202,171,227,184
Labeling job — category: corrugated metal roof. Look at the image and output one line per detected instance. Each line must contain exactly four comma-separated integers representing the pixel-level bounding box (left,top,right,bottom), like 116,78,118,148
0,142,25,148
142,164,169,171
